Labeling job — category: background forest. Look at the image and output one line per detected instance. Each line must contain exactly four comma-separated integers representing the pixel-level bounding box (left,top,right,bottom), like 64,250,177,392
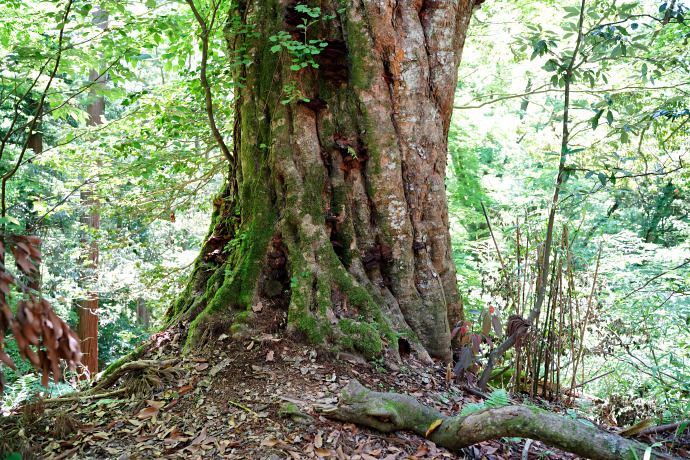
1,0,688,434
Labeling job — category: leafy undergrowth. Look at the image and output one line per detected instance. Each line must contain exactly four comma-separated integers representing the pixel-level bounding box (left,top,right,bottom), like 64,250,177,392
2,309,689,459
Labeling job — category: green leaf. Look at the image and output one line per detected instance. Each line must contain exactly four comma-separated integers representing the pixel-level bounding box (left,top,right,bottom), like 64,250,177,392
606,111,614,126
598,172,607,187
289,64,301,71
0,216,20,226
270,44,282,53
145,0,157,8
591,109,604,130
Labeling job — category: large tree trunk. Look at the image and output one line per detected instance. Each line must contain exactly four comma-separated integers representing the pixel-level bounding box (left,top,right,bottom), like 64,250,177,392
76,8,107,375
76,187,100,375
169,0,479,362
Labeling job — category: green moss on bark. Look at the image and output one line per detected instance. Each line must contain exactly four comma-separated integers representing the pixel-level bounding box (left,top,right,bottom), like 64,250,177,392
101,343,146,378
339,319,382,359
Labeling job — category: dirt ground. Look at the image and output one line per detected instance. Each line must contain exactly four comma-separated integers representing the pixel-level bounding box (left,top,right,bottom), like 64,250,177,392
2,305,688,459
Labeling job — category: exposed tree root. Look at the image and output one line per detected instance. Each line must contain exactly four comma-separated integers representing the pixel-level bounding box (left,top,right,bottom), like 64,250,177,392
44,388,129,405
316,380,667,460
90,359,178,394
41,359,179,405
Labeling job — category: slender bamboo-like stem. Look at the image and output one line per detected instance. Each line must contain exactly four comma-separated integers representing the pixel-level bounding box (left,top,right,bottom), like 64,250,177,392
522,212,530,315
516,219,522,315
569,244,602,400
481,202,518,309
556,236,566,396
563,227,577,389
477,0,588,390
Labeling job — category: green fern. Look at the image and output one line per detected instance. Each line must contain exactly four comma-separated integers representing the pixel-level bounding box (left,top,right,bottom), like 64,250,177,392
459,389,511,417
486,389,510,407
459,403,486,416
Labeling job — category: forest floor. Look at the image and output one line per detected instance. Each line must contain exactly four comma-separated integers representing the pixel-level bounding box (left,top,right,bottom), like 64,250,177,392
3,305,690,459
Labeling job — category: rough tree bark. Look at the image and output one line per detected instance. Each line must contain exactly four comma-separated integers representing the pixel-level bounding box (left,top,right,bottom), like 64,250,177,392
169,0,480,362
76,7,107,375
76,189,100,375
136,297,151,330
316,380,658,460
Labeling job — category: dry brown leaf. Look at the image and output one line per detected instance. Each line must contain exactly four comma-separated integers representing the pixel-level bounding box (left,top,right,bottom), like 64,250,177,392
178,385,193,396
414,443,430,456
54,447,78,460
484,445,499,455
136,407,160,420
191,427,207,446
335,446,347,460
145,400,166,409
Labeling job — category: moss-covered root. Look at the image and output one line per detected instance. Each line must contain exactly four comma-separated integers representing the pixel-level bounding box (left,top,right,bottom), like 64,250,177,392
315,380,658,460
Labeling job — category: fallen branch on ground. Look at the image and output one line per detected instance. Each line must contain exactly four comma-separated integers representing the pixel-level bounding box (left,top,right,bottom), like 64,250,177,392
315,380,666,460
640,420,690,437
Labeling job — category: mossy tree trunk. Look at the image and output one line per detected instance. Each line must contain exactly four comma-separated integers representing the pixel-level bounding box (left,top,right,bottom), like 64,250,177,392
169,0,479,362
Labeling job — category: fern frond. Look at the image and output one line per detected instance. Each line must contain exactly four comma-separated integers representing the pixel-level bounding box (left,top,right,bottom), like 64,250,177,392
486,388,510,407
459,403,486,416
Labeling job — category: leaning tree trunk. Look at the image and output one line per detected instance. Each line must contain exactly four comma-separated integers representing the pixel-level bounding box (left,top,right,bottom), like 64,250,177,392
168,0,479,362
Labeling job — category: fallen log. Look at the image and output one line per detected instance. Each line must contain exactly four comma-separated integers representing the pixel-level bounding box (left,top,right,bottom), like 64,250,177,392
315,380,666,460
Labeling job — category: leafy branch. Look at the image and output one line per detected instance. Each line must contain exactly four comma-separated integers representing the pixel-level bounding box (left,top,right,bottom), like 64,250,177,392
185,0,235,170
